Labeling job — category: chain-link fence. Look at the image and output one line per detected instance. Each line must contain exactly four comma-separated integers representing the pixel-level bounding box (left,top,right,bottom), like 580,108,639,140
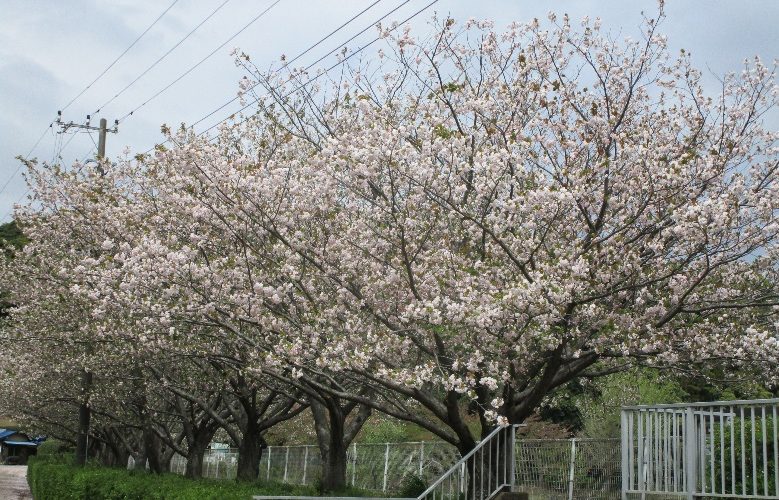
169,449,239,479
168,441,459,492
515,438,621,500
167,438,621,498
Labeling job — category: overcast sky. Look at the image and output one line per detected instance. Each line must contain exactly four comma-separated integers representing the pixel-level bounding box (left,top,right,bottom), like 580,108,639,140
1,0,778,222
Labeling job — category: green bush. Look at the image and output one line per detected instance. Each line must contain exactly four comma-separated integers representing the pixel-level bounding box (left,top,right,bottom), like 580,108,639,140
27,455,388,500
717,416,776,497
35,439,73,456
398,474,428,497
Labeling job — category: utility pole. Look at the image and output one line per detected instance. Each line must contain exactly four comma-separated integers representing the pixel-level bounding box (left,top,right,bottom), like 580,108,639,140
56,111,118,168
56,111,118,467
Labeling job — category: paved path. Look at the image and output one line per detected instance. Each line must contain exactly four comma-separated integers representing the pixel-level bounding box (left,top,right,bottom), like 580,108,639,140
0,465,32,499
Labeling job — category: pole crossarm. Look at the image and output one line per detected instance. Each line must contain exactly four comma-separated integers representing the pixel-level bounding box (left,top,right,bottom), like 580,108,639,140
56,112,119,135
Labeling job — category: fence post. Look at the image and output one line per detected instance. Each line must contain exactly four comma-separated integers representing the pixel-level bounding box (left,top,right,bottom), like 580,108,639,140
283,446,290,482
419,441,424,477
302,446,309,484
684,408,697,500
383,443,390,492
567,438,577,500
352,442,357,486
510,424,517,490
267,446,272,480
621,410,630,500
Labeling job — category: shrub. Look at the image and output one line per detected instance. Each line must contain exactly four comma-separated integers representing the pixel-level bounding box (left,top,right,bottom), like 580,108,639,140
398,474,428,498
35,439,73,456
719,416,776,496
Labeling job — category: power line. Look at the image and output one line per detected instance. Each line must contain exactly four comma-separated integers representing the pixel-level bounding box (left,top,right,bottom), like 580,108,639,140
118,0,284,124
189,0,386,130
93,0,231,117
0,123,52,200
82,148,98,164
81,131,99,164
50,128,63,165
1,190,29,222
0,125,52,222
87,130,99,152
199,0,438,139
142,0,414,155
1,130,97,223
1,125,111,223
60,0,180,113
1,1,179,221
56,131,80,160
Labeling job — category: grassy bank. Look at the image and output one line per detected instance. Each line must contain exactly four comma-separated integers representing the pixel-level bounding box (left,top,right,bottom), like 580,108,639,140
27,454,376,500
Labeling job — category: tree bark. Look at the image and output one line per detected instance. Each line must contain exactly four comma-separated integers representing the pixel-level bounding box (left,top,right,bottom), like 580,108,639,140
184,443,207,478
112,446,130,469
158,444,174,473
311,396,371,492
320,435,348,491
97,429,130,467
236,418,266,482
143,424,163,473
74,369,92,466
184,428,216,478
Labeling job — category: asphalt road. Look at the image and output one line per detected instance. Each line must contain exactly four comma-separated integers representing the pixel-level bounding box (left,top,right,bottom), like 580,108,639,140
0,466,32,499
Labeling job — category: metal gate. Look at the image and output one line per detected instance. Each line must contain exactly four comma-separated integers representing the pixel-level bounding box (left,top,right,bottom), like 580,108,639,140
621,399,778,499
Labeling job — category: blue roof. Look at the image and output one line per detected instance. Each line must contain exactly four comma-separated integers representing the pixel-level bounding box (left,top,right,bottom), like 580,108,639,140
3,441,39,447
0,428,35,443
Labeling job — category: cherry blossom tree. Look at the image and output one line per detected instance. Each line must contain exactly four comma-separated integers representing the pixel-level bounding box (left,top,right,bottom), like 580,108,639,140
2,4,778,492
197,6,779,454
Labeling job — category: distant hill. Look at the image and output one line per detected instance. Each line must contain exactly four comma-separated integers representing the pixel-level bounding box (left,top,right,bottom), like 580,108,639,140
0,221,25,250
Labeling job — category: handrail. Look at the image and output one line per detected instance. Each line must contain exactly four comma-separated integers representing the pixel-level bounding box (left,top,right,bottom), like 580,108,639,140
621,399,779,500
416,424,521,499
253,497,415,500
622,398,779,410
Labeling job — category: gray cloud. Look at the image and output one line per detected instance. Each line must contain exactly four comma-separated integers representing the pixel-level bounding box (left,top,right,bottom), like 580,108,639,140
1,0,777,220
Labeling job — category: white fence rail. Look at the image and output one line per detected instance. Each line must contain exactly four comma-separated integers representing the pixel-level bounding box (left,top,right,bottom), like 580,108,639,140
164,400,778,499
168,437,623,498
621,399,779,500
515,438,621,500
169,441,460,492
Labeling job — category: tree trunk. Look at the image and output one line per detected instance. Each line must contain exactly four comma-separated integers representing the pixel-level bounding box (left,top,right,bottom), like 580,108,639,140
311,398,348,492
96,442,111,466
74,370,92,466
143,424,163,474
114,446,131,469
158,445,174,473
184,434,212,478
320,438,348,491
236,419,266,482
98,433,129,467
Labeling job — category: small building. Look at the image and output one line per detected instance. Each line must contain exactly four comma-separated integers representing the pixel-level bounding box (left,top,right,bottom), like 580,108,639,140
0,429,44,464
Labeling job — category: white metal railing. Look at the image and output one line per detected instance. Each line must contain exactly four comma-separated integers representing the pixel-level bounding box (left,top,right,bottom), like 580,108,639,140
621,398,779,500
168,441,460,491
417,424,519,500
169,449,239,479
167,433,627,498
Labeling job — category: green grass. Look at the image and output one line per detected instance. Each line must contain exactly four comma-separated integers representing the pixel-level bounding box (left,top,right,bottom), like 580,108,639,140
27,454,384,500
